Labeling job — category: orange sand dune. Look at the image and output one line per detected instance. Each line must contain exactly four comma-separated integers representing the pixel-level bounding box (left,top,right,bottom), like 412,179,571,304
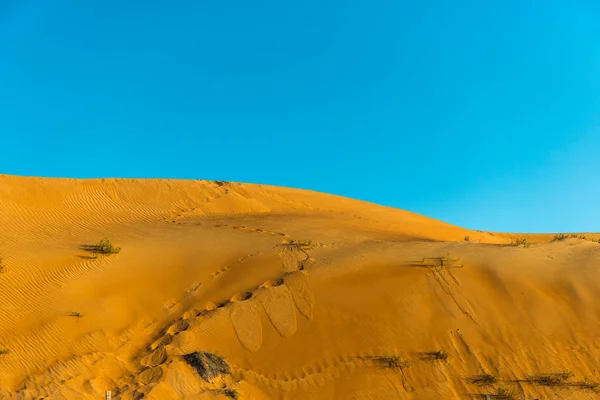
1,175,600,399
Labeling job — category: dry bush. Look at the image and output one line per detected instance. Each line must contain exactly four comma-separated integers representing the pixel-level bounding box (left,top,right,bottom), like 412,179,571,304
419,349,448,361
512,238,531,248
81,238,121,255
183,351,230,382
468,373,498,386
525,371,572,386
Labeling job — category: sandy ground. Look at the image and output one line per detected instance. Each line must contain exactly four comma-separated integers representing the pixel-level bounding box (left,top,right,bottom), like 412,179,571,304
1,175,599,399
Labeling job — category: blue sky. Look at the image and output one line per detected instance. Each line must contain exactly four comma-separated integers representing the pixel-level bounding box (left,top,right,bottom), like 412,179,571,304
1,0,599,233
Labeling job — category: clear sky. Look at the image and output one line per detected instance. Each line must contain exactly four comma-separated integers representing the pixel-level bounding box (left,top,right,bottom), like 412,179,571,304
1,0,599,233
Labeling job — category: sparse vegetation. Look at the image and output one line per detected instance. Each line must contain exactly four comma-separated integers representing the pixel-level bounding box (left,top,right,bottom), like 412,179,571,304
420,255,462,268
524,371,572,386
419,349,448,361
552,233,569,242
275,239,313,265
183,351,231,382
464,236,470,242
0,256,5,273
81,238,121,255
288,239,312,248
468,373,498,386
0,348,8,356
366,355,411,370
512,238,531,248
573,377,600,391
66,311,84,318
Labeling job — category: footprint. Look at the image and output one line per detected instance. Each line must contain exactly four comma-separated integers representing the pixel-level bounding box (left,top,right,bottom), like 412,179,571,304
141,347,167,367
138,366,163,385
230,301,263,352
284,271,314,321
255,285,297,338
150,334,173,350
260,278,284,288
167,320,190,335
231,292,253,302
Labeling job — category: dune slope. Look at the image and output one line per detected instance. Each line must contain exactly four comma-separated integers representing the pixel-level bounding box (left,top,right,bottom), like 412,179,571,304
1,175,600,399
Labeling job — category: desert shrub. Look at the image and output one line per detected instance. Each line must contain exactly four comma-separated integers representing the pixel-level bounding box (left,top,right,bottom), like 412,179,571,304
66,311,84,318
468,373,497,386
525,371,572,386
0,348,8,355
0,256,5,273
464,236,470,242
420,255,461,268
419,349,448,361
512,238,531,248
366,355,411,370
552,233,568,242
82,238,121,255
288,239,312,248
183,351,230,382
575,378,600,391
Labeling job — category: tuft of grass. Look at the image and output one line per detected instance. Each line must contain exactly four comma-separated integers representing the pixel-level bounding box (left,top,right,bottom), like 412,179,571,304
552,233,568,242
183,351,230,382
420,255,462,268
288,239,312,248
574,377,600,391
0,348,9,356
464,236,470,242
525,371,572,386
419,349,449,361
512,238,531,248
365,355,411,370
82,238,121,255
0,256,5,274
66,311,84,318
468,373,498,386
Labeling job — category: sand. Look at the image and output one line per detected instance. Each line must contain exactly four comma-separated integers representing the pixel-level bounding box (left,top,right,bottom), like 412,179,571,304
0,175,599,399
